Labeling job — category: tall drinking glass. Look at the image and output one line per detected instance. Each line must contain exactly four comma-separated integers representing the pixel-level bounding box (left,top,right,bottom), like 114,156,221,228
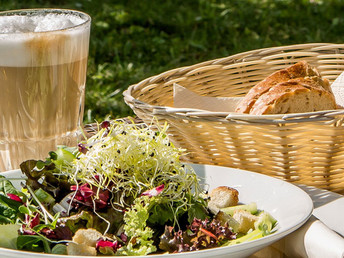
0,9,91,171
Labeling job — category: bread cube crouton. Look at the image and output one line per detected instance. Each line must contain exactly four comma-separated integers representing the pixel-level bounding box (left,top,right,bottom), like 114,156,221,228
67,242,97,256
72,228,103,247
208,186,239,214
67,229,104,256
232,209,258,234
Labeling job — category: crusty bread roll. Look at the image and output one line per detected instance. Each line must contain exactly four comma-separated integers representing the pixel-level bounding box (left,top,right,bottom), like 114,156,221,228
235,61,337,115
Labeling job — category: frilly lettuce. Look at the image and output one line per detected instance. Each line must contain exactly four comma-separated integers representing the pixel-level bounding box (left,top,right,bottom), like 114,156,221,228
117,196,156,255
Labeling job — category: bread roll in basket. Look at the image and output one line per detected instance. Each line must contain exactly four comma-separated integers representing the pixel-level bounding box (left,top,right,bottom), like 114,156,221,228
235,61,337,115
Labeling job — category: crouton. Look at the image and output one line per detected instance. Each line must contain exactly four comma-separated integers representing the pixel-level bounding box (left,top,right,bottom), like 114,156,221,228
72,228,103,247
208,186,239,214
67,242,97,256
232,209,258,234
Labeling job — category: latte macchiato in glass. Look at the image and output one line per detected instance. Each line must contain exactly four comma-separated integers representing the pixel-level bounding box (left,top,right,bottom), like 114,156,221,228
0,9,91,171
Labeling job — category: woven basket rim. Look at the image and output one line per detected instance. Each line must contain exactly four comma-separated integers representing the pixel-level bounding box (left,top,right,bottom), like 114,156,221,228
123,43,344,124
124,96,344,124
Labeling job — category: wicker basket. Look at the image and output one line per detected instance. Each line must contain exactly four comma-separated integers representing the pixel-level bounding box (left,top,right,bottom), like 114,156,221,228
124,43,344,194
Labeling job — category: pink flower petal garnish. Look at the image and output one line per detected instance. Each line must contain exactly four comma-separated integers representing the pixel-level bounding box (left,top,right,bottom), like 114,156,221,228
96,239,121,251
96,240,115,248
141,184,164,197
7,193,22,203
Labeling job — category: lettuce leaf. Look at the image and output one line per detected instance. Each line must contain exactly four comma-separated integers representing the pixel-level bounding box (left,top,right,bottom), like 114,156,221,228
0,175,21,196
62,210,94,234
0,191,23,224
20,159,72,202
17,234,51,253
117,196,156,256
187,196,209,224
0,224,21,249
159,218,236,252
147,202,178,226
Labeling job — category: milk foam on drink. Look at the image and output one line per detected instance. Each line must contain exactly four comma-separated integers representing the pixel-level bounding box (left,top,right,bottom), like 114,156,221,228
0,13,84,33
0,9,91,171
0,12,89,67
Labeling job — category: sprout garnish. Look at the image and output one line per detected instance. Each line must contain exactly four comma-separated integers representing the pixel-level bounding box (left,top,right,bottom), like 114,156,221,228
68,121,202,211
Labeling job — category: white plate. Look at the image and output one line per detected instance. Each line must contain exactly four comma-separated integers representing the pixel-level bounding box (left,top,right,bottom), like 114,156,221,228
0,164,313,258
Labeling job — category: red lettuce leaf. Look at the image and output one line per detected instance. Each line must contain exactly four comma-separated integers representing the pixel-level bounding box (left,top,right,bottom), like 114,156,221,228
159,218,236,253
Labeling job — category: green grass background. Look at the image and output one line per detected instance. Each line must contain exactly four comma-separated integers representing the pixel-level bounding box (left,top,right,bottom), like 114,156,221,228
1,0,344,123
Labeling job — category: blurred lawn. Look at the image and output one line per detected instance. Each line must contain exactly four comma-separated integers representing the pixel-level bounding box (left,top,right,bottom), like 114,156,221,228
1,0,344,123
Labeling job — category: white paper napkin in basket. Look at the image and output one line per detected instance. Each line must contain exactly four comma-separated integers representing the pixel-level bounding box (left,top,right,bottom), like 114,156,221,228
173,83,242,111
174,71,344,111
331,71,344,109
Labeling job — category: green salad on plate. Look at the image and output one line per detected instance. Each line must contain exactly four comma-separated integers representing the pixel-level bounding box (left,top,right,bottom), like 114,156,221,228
0,120,277,256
